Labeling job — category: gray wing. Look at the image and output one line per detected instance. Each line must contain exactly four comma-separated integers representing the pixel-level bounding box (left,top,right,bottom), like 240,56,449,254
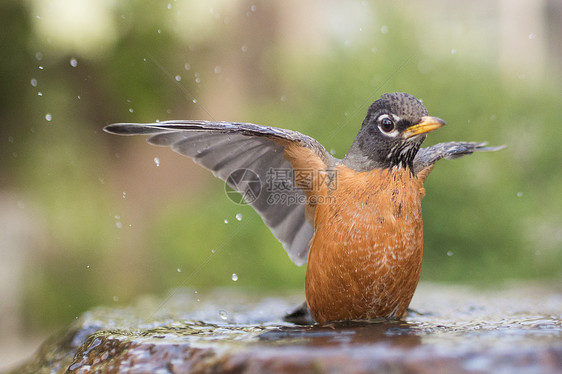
414,142,504,175
104,120,336,266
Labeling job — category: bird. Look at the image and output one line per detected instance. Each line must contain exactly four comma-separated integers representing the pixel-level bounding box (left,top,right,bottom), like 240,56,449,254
104,92,502,325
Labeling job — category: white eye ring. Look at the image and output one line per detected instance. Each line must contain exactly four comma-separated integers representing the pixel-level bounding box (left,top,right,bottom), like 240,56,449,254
377,114,399,137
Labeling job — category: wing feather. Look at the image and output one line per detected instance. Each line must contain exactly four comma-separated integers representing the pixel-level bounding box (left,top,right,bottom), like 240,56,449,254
104,120,336,265
414,141,504,178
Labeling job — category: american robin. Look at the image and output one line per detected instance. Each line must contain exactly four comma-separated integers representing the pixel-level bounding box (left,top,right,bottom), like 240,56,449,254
105,92,501,324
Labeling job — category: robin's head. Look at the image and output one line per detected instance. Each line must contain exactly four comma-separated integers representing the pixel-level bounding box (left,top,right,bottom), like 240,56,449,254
344,92,445,172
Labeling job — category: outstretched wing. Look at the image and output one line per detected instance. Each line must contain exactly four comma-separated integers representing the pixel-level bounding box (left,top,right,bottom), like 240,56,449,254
414,141,505,179
104,120,336,266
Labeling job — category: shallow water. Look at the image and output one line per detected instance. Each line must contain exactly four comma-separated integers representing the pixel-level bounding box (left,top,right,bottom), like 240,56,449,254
12,282,562,373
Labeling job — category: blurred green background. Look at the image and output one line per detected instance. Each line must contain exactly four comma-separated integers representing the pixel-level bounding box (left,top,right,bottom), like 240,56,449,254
1,0,561,365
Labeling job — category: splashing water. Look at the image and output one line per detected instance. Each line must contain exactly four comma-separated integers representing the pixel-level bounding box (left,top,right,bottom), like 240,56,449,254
218,310,228,320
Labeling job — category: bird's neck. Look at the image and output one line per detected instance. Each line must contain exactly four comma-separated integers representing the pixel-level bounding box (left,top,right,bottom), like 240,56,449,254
342,150,415,175
343,139,419,174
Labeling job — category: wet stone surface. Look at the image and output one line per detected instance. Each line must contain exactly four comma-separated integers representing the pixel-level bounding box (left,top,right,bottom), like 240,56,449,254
12,283,562,373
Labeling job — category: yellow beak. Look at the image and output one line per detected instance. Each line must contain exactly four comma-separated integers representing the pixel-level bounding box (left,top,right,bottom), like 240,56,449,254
404,116,446,138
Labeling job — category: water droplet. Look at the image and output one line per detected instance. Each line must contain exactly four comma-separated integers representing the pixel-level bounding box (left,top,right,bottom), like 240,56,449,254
250,4,257,12
184,63,191,70
218,310,228,320
241,45,248,52
177,268,182,272
31,78,38,87
157,29,162,34
231,273,238,281
447,251,454,257
192,99,198,103
129,108,134,113
154,157,160,167
86,265,90,269
224,219,228,224
167,3,172,10
528,33,536,39
235,213,242,221
38,92,43,96
38,66,44,70
122,191,126,199
113,296,119,302
115,215,120,220
45,113,52,121
517,192,523,198
214,66,222,74
280,95,287,102
175,75,181,81
194,77,201,84
451,49,456,54
211,249,216,254
115,221,122,229
35,52,43,61
69,58,78,67
380,25,388,34
98,177,105,184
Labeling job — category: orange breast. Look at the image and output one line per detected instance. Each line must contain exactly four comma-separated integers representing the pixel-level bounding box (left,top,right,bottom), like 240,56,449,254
305,165,425,324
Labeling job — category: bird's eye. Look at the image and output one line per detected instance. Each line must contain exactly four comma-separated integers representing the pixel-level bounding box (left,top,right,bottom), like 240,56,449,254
379,117,395,133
